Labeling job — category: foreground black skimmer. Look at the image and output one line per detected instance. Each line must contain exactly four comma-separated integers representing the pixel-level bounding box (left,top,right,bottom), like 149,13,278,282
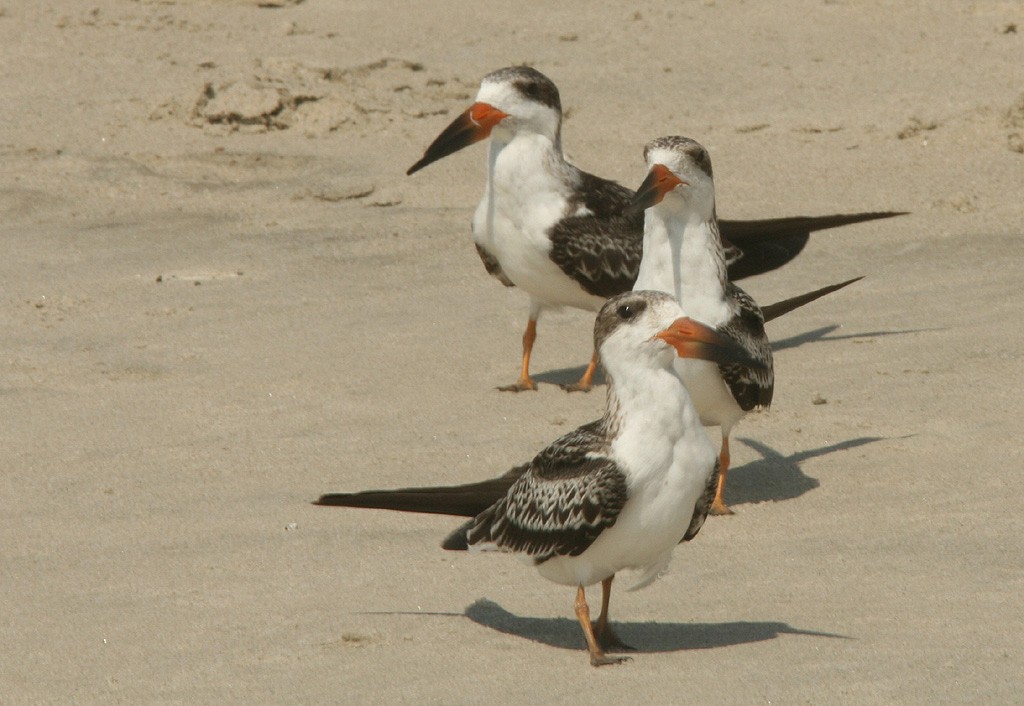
407,65,901,392
317,291,765,666
629,136,860,515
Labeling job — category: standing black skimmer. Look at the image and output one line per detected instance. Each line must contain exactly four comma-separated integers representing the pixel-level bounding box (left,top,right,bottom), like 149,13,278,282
629,136,860,515
407,65,901,392
316,291,765,666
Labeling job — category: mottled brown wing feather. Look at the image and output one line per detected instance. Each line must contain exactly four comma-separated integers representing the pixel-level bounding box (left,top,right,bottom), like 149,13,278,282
718,283,775,411
463,420,628,561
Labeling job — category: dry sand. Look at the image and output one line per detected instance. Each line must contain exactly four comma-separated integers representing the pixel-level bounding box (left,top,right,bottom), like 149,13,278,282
2,1,1023,703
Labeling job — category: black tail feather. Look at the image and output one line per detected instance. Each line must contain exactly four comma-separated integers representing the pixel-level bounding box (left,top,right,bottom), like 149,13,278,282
315,478,511,517
762,276,864,324
314,464,528,518
722,211,907,281
722,211,908,245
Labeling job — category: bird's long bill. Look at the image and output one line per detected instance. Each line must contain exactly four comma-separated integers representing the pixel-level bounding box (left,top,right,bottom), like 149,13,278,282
655,317,765,369
626,164,685,214
406,102,510,175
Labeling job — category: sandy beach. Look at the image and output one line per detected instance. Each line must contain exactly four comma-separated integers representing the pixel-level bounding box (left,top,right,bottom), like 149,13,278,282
2,1,1023,702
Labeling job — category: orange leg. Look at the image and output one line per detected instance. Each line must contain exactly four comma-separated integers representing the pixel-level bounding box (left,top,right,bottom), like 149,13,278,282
594,575,634,651
561,349,599,393
574,585,630,667
710,435,734,515
497,318,538,392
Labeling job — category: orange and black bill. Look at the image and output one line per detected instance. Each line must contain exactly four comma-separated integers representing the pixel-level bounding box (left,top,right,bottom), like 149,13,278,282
625,164,685,214
406,102,510,175
655,317,764,369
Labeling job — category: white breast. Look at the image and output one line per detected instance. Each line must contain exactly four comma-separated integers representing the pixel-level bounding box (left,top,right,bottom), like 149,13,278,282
676,358,745,431
472,136,606,312
535,368,717,589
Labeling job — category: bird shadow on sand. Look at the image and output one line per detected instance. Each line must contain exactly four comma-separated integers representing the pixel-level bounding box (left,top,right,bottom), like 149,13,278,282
771,325,940,352
462,599,849,653
532,364,607,389
530,326,938,388
724,435,884,508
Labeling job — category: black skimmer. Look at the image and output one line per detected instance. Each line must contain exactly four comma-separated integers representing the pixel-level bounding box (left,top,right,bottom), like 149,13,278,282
629,136,860,515
316,291,765,666
407,65,901,392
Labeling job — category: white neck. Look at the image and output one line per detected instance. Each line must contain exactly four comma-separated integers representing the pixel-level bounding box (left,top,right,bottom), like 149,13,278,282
634,208,730,326
486,129,569,190
480,132,575,232
604,364,711,485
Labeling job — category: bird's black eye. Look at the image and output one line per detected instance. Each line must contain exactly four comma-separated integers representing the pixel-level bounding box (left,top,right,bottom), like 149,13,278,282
511,74,560,111
692,147,712,178
615,298,646,320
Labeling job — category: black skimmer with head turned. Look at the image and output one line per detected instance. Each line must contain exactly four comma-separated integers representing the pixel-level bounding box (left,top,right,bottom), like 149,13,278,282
317,290,765,666
629,136,860,515
407,66,901,392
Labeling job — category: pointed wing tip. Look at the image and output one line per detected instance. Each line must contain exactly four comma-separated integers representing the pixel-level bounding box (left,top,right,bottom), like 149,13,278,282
833,210,910,222
829,210,910,228
849,210,908,219
833,275,866,289
761,275,866,323
313,494,348,506
406,159,428,176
